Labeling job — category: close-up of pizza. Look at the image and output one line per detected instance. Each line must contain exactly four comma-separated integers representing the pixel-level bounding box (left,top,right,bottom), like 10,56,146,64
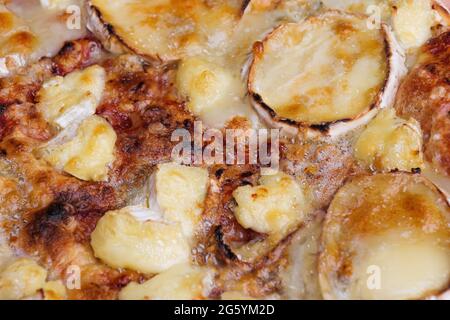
0,0,449,301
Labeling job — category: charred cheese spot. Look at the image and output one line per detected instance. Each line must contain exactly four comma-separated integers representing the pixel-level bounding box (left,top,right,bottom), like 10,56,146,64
37,65,106,129
392,0,436,50
319,173,450,300
0,258,47,300
249,11,389,126
155,163,209,239
40,115,116,182
354,108,424,172
119,263,213,300
91,207,190,274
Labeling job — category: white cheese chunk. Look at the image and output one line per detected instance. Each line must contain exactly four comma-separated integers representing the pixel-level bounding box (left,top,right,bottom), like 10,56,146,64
155,163,209,239
0,258,47,300
37,65,106,129
90,207,190,274
233,172,307,235
393,0,435,50
119,263,213,300
354,108,424,172
40,115,116,182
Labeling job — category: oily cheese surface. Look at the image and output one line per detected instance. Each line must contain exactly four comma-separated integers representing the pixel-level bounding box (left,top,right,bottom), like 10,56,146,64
249,11,388,125
319,173,450,300
90,0,244,60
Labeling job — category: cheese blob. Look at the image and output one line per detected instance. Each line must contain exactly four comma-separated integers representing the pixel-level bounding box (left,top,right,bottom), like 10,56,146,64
319,173,450,300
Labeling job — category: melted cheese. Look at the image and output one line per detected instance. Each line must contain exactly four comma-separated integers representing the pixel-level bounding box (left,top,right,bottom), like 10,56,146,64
392,0,435,50
1,0,86,76
119,263,213,300
233,172,307,234
91,0,319,128
40,0,74,10
321,0,393,18
231,172,310,262
37,65,106,128
0,4,38,76
90,0,243,60
320,173,450,300
354,108,424,172
40,115,117,182
350,231,450,299
249,12,388,124
43,280,67,300
176,57,256,127
90,207,190,274
155,163,208,239
0,258,47,300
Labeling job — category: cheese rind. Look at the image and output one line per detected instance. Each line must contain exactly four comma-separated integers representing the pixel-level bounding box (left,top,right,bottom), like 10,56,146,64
248,10,406,138
249,12,388,124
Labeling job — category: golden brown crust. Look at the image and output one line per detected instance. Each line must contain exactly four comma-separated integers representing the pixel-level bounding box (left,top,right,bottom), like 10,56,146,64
395,31,450,175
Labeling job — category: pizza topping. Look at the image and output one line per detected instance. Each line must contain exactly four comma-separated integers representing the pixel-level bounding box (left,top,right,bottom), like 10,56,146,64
39,115,116,182
0,258,47,300
354,108,424,172
43,280,67,300
154,163,209,239
176,57,253,127
88,0,243,61
392,0,436,51
233,172,307,235
37,65,106,129
90,207,190,274
248,11,405,137
0,1,87,77
0,4,38,77
230,171,310,261
319,173,450,300
119,263,214,300
39,0,74,10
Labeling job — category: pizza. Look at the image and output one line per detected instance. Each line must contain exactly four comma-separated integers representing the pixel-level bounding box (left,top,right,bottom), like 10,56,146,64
0,0,449,300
